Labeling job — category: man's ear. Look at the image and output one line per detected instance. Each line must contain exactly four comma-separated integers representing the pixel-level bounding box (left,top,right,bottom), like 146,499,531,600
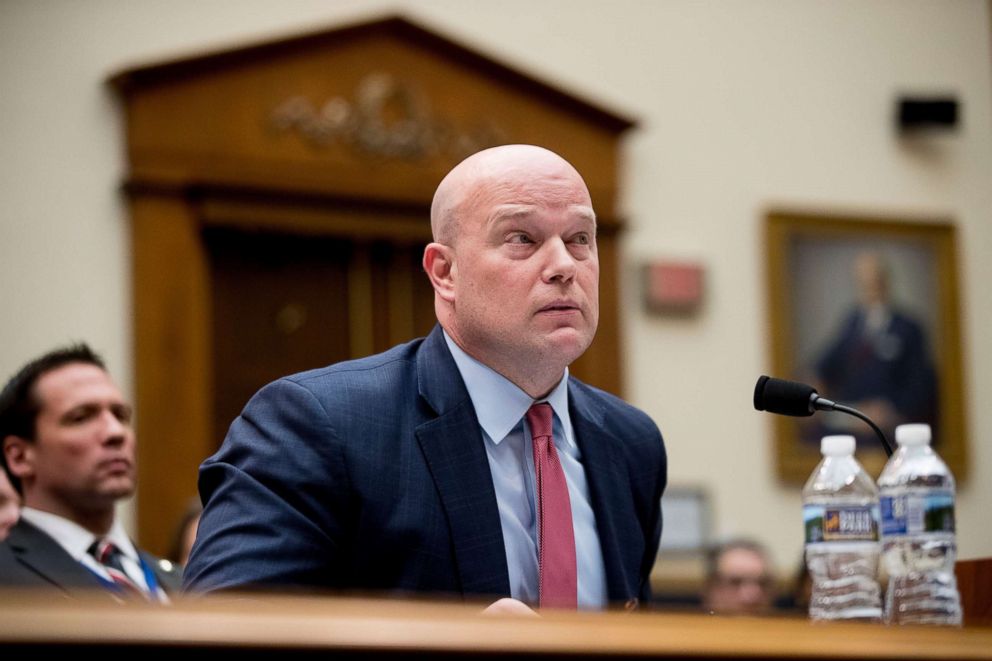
423,242,456,303
3,435,34,481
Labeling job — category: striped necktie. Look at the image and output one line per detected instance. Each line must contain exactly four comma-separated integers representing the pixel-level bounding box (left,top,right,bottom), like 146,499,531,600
89,539,146,600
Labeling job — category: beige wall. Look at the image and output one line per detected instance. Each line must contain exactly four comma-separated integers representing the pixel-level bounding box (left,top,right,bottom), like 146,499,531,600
1,0,990,574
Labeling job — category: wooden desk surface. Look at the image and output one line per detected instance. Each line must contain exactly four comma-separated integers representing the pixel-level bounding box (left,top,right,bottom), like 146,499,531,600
1,591,991,659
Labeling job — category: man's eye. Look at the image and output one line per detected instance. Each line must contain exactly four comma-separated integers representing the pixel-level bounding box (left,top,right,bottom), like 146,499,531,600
507,233,533,244
67,410,93,424
573,233,591,245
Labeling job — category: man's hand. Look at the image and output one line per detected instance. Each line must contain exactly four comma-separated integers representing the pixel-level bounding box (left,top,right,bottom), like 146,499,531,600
481,598,539,617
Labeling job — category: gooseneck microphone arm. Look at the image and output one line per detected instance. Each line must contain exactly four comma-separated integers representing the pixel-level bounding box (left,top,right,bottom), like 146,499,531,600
754,375,894,457
832,403,892,457
813,399,894,458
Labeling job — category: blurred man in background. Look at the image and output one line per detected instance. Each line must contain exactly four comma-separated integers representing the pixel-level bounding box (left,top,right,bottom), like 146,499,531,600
0,344,180,600
702,539,777,616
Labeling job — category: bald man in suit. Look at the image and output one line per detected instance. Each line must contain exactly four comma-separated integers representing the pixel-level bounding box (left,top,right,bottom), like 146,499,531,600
185,145,666,612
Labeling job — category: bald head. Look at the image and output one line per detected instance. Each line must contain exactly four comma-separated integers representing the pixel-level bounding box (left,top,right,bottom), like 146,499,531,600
430,145,591,245
422,144,599,398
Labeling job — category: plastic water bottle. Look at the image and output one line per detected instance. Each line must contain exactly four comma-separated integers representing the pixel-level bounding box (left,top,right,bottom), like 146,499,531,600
802,434,882,621
878,423,962,626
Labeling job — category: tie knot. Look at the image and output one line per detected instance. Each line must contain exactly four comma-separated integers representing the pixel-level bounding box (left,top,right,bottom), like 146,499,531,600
89,539,120,565
526,402,554,440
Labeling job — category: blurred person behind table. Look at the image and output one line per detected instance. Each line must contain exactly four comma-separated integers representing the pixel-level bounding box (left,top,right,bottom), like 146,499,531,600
702,539,777,616
168,498,201,567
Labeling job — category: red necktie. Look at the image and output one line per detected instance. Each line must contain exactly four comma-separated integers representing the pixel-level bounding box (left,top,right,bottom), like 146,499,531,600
526,402,577,608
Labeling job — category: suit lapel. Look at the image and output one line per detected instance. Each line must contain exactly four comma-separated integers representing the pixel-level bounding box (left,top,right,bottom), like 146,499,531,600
414,327,510,598
5,519,107,593
140,550,182,595
569,382,641,603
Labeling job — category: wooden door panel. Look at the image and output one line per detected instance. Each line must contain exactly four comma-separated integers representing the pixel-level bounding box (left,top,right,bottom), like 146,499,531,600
206,228,436,448
207,229,352,443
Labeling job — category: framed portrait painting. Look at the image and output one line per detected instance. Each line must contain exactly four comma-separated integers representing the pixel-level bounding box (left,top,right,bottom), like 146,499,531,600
765,211,966,482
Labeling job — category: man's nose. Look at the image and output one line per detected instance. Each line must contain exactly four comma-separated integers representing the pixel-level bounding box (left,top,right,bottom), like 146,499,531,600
738,580,767,605
542,238,577,283
99,410,128,444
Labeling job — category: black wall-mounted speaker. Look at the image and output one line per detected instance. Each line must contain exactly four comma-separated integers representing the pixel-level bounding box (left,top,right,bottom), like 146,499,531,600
897,97,958,131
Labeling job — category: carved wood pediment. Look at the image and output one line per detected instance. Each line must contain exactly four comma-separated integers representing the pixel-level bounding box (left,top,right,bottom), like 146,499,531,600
111,14,634,215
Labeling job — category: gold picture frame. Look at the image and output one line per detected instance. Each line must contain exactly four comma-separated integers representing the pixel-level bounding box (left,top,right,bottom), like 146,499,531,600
765,211,966,483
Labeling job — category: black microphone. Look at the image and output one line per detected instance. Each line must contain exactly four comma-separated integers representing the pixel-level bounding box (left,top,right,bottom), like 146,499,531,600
753,375,893,457
753,375,837,416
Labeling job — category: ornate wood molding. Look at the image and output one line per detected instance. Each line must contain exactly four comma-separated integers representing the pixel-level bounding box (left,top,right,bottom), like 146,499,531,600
271,72,508,160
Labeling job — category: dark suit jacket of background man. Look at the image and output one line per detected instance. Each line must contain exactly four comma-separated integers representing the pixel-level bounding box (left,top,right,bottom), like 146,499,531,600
0,519,182,597
184,325,667,606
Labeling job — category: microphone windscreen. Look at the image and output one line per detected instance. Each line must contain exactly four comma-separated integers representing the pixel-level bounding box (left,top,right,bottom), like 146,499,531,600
753,375,817,417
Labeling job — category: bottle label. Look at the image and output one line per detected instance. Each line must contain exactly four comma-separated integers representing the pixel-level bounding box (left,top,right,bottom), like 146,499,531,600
803,504,879,543
880,491,955,536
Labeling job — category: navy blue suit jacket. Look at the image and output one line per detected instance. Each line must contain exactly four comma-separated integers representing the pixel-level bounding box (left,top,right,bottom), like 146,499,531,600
184,326,666,606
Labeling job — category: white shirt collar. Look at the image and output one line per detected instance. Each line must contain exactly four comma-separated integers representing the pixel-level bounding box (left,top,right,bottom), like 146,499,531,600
19,507,140,562
443,330,574,447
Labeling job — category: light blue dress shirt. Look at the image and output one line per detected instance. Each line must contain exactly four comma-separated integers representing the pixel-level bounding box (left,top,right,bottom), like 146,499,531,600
443,332,607,609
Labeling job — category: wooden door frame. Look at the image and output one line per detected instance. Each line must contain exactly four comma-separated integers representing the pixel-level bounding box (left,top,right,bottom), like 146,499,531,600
113,15,635,555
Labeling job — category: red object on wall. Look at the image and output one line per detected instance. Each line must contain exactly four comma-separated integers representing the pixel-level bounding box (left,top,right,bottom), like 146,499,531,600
644,261,704,314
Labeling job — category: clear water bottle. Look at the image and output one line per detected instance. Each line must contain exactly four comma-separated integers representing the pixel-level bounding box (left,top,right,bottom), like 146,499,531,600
802,434,882,621
878,423,962,626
